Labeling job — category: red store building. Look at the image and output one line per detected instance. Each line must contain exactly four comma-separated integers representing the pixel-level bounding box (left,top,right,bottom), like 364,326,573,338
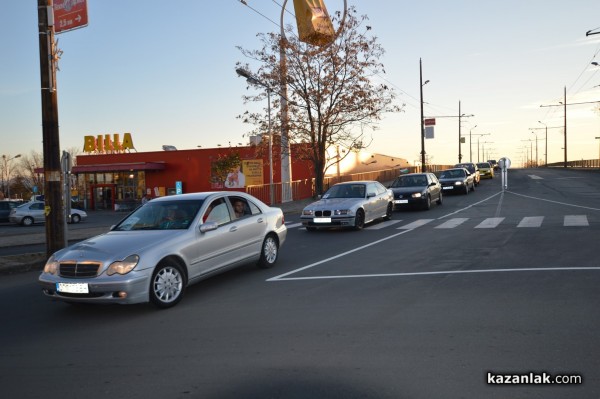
72,142,315,211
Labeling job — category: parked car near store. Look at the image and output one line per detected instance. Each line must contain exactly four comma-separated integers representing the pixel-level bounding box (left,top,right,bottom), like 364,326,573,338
477,162,494,179
388,173,443,210
438,168,475,195
0,200,20,223
9,201,87,226
301,181,393,231
38,192,287,309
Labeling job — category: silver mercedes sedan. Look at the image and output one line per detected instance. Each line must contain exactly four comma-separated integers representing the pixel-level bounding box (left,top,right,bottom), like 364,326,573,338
300,181,393,231
39,192,287,309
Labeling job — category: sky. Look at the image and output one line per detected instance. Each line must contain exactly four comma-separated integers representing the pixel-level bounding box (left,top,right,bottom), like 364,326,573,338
2,0,600,168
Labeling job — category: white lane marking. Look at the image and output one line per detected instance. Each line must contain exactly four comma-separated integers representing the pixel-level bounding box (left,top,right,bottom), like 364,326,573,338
475,217,505,228
397,219,434,230
366,220,403,230
286,222,303,229
267,229,414,281
437,192,503,219
435,218,469,229
517,216,544,228
564,215,589,226
506,191,600,211
528,175,544,180
269,267,600,282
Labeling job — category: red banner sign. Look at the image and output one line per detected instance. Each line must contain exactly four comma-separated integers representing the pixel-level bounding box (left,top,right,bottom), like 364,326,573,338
53,0,88,34
424,118,436,126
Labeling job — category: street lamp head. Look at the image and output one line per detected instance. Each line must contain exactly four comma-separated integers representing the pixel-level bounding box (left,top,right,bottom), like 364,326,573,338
235,68,251,79
423,80,430,86
15,154,21,159
592,62,599,66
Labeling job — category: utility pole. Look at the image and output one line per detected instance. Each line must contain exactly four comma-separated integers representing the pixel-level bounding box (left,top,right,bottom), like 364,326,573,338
458,101,462,163
37,0,66,256
563,86,567,168
540,92,600,168
420,58,427,173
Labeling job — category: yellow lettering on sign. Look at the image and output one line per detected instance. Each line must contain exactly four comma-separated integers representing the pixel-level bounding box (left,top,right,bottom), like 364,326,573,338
103,134,113,152
83,133,135,153
113,133,122,151
122,133,134,151
83,136,96,152
96,135,104,152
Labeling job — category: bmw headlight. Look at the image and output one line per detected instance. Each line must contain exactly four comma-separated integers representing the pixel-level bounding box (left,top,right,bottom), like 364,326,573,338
107,255,140,276
334,209,351,215
411,193,423,198
302,209,314,216
454,181,464,186
43,255,59,275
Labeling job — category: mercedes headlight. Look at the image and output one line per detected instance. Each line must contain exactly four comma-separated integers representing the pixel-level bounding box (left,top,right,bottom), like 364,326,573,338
107,255,140,276
43,255,59,275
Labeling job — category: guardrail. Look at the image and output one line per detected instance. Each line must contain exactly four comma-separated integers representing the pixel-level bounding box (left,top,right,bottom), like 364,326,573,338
245,164,454,205
546,159,600,169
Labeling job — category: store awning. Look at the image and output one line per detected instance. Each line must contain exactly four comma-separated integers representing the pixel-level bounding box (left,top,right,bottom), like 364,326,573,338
72,162,166,173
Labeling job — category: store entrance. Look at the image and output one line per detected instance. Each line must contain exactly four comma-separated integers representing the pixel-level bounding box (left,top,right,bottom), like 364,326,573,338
91,184,115,210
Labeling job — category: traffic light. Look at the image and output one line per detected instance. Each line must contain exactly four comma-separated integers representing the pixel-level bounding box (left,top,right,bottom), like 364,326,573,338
293,0,335,46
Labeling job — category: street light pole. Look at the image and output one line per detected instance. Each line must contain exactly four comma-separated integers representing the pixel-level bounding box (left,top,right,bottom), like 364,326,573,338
474,133,490,162
419,58,429,173
538,121,548,166
469,125,477,162
236,68,274,205
1,154,22,199
530,131,539,167
596,136,600,168
458,101,461,163
563,86,567,168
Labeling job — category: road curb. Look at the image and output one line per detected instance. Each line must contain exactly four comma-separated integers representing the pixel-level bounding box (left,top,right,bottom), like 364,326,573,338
0,253,47,275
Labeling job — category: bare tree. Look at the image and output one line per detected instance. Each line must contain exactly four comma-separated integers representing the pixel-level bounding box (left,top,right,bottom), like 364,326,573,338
18,151,45,195
237,7,403,195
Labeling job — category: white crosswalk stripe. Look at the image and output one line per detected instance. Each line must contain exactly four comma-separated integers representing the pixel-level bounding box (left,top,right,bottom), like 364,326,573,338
517,216,544,228
564,215,589,226
435,218,469,229
397,219,435,230
289,215,592,230
365,220,403,230
475,217,505,228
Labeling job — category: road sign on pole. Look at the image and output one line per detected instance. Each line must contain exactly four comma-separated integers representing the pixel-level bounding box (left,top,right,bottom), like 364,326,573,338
53,0,88,34
499,157,511,190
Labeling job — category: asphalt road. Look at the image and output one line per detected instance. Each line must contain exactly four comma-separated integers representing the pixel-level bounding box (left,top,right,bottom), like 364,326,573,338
1,168,599,399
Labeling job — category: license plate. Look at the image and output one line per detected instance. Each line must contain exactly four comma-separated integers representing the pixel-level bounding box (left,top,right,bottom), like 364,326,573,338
443,186,453,190
394,200,408,204
56,282,89,294
314,217,331,223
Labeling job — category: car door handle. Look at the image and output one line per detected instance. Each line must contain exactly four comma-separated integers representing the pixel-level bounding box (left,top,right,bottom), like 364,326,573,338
229,226,238,232
257,218,264,224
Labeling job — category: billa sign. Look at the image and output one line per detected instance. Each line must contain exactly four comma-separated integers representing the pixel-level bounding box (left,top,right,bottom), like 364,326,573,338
83,133,135,153
53,0,89,34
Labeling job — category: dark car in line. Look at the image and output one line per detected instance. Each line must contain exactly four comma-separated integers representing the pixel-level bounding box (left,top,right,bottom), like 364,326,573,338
487,159,499,171
454,162,480,185
438,168,475,195
388,173,443,211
